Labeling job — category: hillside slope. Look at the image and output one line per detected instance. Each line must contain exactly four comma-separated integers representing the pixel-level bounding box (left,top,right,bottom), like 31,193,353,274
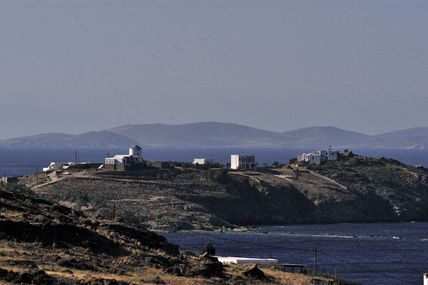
27,154,428,231
307,156,428,221
0,186,332,284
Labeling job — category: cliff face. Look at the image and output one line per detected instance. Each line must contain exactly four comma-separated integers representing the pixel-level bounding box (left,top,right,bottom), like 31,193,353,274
27,155,428,231
183,174,316,226
308,156,428,222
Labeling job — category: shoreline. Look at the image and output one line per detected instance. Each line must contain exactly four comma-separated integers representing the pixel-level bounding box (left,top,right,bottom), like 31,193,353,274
155,220,426,232
152,220,424,235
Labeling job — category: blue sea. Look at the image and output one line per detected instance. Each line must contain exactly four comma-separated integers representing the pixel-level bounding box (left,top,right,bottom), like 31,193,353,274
164,223,428,285
1,147,428,284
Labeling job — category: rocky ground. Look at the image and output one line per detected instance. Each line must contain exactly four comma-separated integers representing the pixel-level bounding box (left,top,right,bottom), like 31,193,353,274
306,155,428,222
23,154,428,231
24,167,313,231
0,187,344,285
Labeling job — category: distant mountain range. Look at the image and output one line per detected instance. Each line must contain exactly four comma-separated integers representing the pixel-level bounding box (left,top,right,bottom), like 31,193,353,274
1,122,428,149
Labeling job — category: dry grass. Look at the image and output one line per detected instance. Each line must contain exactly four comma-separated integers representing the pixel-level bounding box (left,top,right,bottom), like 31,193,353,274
0,241,335,285
264,268,331,285
222,264,334,285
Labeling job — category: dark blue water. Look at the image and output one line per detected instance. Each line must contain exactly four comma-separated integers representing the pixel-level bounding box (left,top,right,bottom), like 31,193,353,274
1,147,428,177
164,223,428,285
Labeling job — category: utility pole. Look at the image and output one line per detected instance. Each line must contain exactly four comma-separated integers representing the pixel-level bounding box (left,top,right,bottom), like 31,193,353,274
313,248,319,275
112,203,116,220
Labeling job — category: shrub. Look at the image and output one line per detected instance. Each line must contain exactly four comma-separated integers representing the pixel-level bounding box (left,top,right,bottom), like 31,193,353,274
200,242,216,256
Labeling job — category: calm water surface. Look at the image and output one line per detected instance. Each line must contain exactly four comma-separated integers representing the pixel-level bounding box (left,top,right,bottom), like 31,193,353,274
164,223,428,285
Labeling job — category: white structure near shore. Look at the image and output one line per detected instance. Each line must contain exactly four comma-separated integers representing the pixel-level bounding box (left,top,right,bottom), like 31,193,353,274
297,146,339,165
192,158,215,166
230,155,257,170
104,145,144,170
216,256,278,266
424,273,428,285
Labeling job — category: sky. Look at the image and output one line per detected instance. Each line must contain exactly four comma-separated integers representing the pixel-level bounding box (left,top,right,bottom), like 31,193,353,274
0,0,427,139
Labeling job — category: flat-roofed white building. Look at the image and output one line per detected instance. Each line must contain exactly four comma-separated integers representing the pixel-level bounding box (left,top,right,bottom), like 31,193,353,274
327,146,339,160
192,158,215,166
230,154,257,170
215,256,278,266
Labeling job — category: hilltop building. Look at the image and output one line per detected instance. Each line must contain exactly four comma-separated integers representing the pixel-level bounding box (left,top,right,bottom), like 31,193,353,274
192,158,215,166
297,146,339,165
230,154,257,170
104,145,145,171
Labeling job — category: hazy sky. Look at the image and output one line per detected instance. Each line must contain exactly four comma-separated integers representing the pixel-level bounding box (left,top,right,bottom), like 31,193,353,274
1,0,427,139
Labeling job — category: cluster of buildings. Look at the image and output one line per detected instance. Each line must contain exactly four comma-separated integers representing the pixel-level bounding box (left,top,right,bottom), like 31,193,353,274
297,146,339,165
104,145,144,171
38,145,146,174
102,144,343,171
35,144,344,177
2,145,345,187
97,145,342,171
102,145,258,171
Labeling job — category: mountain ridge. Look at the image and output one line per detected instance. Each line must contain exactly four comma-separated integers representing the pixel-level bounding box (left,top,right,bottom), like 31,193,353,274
0,122,427,149
376,127,428,149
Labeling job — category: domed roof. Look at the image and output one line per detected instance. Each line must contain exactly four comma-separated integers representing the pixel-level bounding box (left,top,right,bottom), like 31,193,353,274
130,145,142,150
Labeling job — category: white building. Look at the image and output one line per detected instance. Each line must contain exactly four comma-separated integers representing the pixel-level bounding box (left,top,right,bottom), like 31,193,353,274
104,145,144,170
192,158,215,166
230,155,257,170
298,153,322,165
215,256,278,266
43,162,60,172
297,146,339,165
62,162,76,170
327,146,339,160
424,273,428,285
